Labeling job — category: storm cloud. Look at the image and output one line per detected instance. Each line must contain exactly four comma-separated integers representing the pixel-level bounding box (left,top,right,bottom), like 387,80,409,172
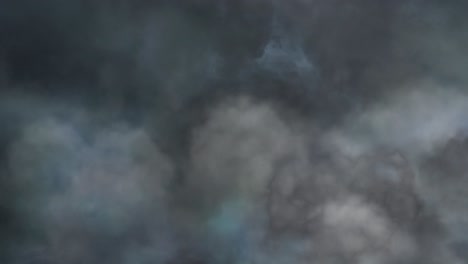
0,0,467,263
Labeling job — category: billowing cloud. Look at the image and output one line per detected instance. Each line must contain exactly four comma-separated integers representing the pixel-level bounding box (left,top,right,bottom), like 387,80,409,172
1,1,468,264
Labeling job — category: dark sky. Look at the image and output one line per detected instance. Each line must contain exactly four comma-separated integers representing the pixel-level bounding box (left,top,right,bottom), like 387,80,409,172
0,1,468,263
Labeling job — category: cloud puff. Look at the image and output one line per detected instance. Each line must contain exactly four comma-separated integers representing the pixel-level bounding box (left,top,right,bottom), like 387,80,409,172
8,116,175,263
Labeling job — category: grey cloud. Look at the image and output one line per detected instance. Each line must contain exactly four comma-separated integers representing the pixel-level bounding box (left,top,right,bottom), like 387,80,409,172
1,1,468,264
7,115,175,263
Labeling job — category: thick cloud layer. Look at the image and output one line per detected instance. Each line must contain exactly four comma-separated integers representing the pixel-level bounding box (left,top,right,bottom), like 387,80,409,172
0,1,468,263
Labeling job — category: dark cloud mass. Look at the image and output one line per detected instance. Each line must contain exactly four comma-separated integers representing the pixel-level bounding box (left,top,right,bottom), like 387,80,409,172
0,0,467,263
